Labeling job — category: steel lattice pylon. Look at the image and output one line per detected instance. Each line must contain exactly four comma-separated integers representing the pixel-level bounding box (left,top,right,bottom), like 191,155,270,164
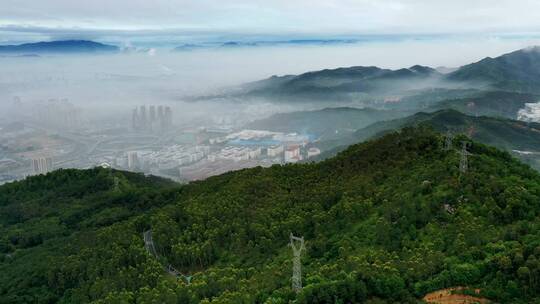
143,230,159,258
289,233,305,293
444,130,453,151
459,141,471,173
113,177,120,191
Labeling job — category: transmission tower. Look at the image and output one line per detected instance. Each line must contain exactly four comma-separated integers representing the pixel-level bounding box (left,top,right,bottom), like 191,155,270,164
113,177,120,191
444,130,453,151
289,233,305,293
143,230,159,258
459,141,471,173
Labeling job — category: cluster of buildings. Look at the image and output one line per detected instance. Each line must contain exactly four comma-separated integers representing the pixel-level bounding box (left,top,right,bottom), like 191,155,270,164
122,145,210,171
209,146,262,162
32,99,81,129
206,131,321,164
209,130,318,163
32,157,53,174
132,105,173,132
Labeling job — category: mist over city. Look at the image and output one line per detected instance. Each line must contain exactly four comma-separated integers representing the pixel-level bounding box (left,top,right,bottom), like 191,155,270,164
5,2,540,303
3,36,540,184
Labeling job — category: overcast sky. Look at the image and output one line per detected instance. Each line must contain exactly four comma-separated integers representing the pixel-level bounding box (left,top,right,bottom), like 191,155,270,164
2,0,540,44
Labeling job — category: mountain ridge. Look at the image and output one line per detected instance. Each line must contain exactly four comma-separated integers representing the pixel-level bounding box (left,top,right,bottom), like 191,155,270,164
0,40,119,54
226,46,540,101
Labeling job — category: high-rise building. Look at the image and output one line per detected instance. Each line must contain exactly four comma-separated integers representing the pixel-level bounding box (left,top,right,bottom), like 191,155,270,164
131,104,172,133
149,105,156,123
139,106,147,130
32,157,53,174
157,105,164,121
164,106,173,129
132,107,139,131
127,152,139,170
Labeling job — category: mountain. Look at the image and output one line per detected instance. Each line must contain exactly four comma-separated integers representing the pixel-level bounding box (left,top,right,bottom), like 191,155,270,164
173,39,360,51
0,40,119,54
236,65,443,101
199,46,540,105
447,46,540,93
2,128,540,303
429,91,540,119
322,109,540,169
244,107,409,142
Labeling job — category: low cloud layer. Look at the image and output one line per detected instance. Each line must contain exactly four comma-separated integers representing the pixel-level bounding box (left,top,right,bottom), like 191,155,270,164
2,0,540,44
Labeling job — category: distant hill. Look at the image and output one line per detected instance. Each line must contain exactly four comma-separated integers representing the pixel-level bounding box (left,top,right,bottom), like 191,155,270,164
429,91,539,119
244,107,409,141
173,39,360,51
447,46,540,93
321,109,540,169
0,40,119,54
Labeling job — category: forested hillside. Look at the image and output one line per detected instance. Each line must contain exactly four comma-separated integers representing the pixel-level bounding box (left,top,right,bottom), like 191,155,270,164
2,128,540,303
447,46,540,93
319,109,540,169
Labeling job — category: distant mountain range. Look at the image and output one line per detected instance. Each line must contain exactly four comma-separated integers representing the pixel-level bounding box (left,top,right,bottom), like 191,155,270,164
0,40,119,54
173,39,359,51
223,46,540,102
238,64,445,101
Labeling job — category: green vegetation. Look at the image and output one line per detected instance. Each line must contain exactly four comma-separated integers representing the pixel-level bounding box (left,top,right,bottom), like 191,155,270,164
2,128,540,303
448,47,540,93
320,109,540,169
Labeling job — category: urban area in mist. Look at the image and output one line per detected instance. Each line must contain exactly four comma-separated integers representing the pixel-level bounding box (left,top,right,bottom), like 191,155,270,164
3,36,540,184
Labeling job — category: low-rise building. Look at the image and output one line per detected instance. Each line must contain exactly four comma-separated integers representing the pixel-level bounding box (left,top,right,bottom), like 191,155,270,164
267,145,284,157
307,147,321,158
285,145,302,163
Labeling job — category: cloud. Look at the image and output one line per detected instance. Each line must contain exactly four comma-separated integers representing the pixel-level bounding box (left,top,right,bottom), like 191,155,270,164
2,0,540,37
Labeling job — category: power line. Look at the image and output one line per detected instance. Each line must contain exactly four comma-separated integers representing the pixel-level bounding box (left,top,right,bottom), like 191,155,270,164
143,229,194,285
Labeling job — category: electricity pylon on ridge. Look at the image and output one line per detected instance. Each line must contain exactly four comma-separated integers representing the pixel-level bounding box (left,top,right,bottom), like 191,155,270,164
459,141,472,173
444,130,453,151
113,176,120,191
143,230,159,258
289,233,305,293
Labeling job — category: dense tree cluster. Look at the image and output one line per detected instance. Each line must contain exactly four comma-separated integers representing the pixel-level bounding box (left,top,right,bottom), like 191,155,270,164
2,127,540,303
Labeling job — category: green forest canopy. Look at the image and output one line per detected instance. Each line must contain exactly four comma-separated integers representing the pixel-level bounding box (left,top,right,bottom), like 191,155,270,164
1,127,540,303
